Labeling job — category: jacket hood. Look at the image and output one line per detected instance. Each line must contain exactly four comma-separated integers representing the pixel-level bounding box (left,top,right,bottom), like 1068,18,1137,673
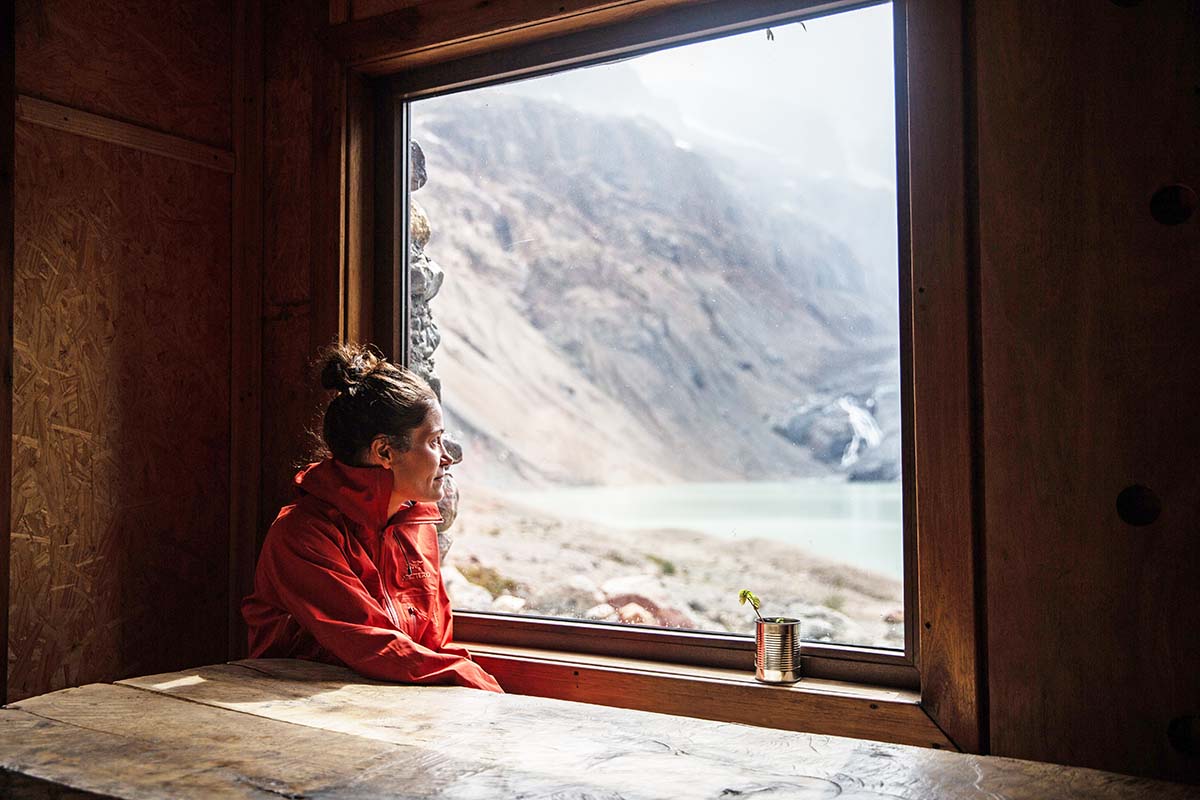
294,459,442,534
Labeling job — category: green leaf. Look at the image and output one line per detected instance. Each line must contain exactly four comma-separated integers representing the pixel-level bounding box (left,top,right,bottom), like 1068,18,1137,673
738,589,761,611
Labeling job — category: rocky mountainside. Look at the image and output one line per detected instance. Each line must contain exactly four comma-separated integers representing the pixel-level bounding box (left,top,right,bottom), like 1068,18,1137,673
411,92,901,487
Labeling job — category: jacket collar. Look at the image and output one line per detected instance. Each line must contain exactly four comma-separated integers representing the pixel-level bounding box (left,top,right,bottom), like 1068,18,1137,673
294,459,442,534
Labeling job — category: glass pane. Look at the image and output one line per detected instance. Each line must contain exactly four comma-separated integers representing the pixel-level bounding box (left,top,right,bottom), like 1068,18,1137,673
408,3,903,648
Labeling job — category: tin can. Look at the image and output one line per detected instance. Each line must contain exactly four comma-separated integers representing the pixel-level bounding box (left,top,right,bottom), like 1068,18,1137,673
755,618,802,683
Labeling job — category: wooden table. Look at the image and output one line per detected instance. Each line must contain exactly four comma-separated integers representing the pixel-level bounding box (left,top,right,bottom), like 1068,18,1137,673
0,659,1194,799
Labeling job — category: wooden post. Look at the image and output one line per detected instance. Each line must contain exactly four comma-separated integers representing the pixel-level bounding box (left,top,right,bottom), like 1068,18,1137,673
0,0,14,706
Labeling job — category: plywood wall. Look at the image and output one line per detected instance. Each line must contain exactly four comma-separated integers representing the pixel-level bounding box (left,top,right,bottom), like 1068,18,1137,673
975,0,1200,784
9,0,237,701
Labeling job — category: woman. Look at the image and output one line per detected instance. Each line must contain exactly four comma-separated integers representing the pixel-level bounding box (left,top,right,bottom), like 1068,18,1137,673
241,344,502,692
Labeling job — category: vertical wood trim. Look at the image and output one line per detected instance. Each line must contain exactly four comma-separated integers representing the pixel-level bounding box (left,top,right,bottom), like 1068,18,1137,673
906,0,984,753
0,0,14,705
329,0,350,24
396,102,411,366
344,74,375,345
891,0,918,670
230,0,265,658
311,4,348,353
372,89,403,360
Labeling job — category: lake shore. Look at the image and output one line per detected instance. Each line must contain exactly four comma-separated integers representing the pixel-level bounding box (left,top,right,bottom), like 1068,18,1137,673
443,482,905,648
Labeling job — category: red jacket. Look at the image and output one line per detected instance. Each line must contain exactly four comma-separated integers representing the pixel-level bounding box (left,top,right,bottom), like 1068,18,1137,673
241,459,501,692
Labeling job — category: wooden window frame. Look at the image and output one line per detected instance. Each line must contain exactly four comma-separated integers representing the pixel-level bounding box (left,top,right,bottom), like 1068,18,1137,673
339,0,980,753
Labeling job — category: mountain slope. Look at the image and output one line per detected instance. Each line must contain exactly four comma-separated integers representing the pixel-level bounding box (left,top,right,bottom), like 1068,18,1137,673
412,93,900,487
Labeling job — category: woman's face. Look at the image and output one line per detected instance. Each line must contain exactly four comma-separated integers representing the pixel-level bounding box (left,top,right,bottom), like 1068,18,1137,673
373,402,452,505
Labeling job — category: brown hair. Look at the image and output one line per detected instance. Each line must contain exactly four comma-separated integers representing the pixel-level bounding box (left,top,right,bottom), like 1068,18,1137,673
317,343,437,465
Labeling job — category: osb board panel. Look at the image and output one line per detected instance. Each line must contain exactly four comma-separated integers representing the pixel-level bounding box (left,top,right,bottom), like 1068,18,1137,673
9,122,232,702
976,0,1200,784
15,0,232,148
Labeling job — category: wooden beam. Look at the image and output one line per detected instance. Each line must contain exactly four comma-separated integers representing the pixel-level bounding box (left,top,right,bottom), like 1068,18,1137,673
0,0,14,707
372,86,405,360
326,0,664,71
14,95,235,173
328,0,869,77
310,2,348,352
229,0,266,659
905,0,984,753
344,73,375,346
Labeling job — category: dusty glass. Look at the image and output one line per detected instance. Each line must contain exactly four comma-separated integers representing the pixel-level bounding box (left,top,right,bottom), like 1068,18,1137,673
408,3,903,648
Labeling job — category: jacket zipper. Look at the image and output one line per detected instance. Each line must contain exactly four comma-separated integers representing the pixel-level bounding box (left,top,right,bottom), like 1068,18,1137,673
377,530,402,629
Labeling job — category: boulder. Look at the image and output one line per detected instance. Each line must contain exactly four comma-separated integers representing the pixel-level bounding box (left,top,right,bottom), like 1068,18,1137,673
409,140,427,192
602,574,697,629
442,565,494,610
530,574,605,617
491,594,528,614
584,603,617,621
410,200,432,249
436,473,459,538
617,602,655,625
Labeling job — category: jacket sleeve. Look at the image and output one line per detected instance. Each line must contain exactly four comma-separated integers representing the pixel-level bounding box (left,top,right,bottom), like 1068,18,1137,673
257,522,502,693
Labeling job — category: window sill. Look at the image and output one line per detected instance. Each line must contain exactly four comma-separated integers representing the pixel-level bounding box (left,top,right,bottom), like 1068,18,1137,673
465,642,955,751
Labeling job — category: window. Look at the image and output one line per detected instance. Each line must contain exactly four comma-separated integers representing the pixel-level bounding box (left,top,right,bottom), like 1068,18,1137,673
355,0,982,749
407,4,906,661
367,0,977,711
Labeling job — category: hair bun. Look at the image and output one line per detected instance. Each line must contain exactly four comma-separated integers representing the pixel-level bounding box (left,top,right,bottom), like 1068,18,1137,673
318,344,382,395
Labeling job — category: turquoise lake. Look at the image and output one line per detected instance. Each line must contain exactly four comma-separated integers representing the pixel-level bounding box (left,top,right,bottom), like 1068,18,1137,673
510,478,905,580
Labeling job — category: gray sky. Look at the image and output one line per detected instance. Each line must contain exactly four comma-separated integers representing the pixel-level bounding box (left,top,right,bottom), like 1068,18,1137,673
626,2,896,189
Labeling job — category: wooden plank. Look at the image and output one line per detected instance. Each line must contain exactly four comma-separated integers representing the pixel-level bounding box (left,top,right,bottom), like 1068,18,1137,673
260,0,323,533
2,686,450,799
14,0,232,148
330,0,859,77
344,72,375,346
469,647,952,750
349,0,421,21
229,0,266,659
9,125,232,701
311,2,348,351
115,659,1196,799
0,769,113,799
15,96,234,174
386,0,864,92
904,0,983,754
975,0,1200,784
327,0,670,71
371,87,404,359
0,0,13,709
454,612,918,686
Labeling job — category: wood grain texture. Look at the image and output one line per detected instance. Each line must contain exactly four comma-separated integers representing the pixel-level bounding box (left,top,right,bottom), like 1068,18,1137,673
469,646,948,749
904,0,983,754
9,124,232,702
328,0,667,71
975,0,1200,784
2,687,434,799
17,657,1189,800
344,73,375,347
230,0,266,659
14,0,233,148
0,0,14,709
330,0,856,76
310,15,348,355
260,0,325,538
15,96,235,173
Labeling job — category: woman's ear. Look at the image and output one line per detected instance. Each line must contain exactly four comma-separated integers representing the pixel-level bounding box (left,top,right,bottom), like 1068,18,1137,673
366,435,391,467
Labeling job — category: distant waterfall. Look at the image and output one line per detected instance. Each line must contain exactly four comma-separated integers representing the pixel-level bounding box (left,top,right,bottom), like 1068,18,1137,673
837,396,882,467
